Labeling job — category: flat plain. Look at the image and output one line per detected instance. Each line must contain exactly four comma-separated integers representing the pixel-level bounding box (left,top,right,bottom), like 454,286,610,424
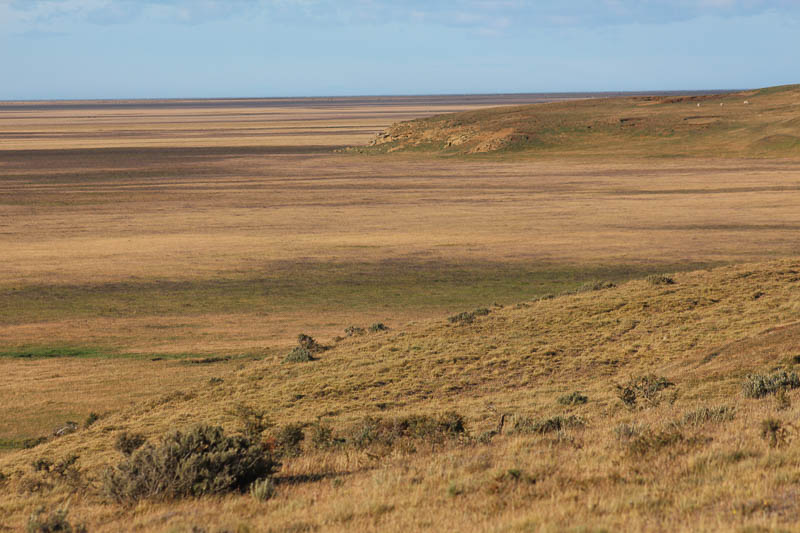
2,89,800,532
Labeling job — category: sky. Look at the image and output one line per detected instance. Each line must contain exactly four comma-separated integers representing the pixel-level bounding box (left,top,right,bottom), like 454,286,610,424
0,0,798,100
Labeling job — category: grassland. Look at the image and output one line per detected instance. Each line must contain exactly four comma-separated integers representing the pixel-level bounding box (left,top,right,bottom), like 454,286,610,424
2,89,800,531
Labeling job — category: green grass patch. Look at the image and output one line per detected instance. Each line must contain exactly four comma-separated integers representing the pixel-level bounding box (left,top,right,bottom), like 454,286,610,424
0,260,717,327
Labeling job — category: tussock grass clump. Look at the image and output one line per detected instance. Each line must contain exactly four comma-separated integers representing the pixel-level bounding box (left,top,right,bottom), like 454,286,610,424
742,371,800,398
27,505,86,533
646,274,676,286
616,375,674,408
250,478,276,502
678,405,735,427
448,308,491,325
512,415,585,435
557,391,588,406
83,412,100,428
760,418,788,448
102,425,278,504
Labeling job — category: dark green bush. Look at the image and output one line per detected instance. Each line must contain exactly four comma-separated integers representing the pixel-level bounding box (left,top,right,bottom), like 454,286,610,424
102,425,278,504
558,391,588,406
743,371,800,398
274,423,305,457
114,431,146,456
309,420,338,450
27,506,86,533
84,412,100,428
646,274,675,286
345,412,466,448
283,346,313,363
231,404,272,439
448,308,491,325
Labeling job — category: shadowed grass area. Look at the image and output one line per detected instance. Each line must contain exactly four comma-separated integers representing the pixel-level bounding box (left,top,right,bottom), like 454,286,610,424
0,260,716,326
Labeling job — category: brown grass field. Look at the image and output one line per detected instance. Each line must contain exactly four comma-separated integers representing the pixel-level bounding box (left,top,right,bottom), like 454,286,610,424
1,89,800,532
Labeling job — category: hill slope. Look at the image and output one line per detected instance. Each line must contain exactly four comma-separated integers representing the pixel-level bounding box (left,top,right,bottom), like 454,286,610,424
2,259,800,531
362,85,800,157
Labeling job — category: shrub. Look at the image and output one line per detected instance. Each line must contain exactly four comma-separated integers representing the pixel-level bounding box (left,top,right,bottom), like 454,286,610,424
558,391,588,406
84,412,100,428
616,375,674,408
102,425,279,504
283,346,313,363
344,325,365,337
646,274,675,286
577,280,616,292
274,423,305,458
448,308,491,325
297,334,325,353
114,431,146,456
512,415,585,434
309,420,338,450
250,478,276,501
231,404,272,440
345,412,466,449
27,506,86,533
679,406,735,427
369,322,389,333
743,371,800,398
760,418,787,448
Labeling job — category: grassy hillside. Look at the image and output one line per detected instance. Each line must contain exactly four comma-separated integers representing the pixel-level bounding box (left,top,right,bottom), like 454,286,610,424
361,85,800,157
3,259,800,531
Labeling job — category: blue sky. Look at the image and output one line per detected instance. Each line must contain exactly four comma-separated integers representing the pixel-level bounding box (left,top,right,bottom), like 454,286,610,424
0,0,798,100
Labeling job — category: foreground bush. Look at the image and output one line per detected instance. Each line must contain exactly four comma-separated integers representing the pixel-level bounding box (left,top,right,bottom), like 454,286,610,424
27,506,86,533
102,425,278,504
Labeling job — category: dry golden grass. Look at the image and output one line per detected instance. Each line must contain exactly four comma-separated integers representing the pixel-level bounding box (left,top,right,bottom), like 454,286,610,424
1,259,800,531
2,89,800,531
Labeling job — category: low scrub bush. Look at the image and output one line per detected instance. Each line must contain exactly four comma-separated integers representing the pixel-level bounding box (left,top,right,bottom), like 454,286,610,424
309,420,339,450
284,333,327,363
102,425,278,504
274,423,305,458
448,308,490,325
344,325,366,337
616,375,674,408
83,412,100,428
345,412,466,448
27,505,86,533
231,404,272,440
558,391,588,406
743,371,800,398
114,431,146,456
512,415,585,434
577,280,616,292
369,322,389,333
646,274,675,286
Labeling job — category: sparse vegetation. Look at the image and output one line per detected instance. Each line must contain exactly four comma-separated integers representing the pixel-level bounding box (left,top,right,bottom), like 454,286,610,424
102,425,278,504
448,308,491,325
511,415,585,434
742,371,800,398
760,418,788,448
616,375,674,408
114,432,146,456
557,391,588,406
646,274,675,286
27,505,86,533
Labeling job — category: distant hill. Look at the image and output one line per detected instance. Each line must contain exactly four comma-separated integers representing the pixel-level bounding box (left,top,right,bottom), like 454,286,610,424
360,84,800,157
